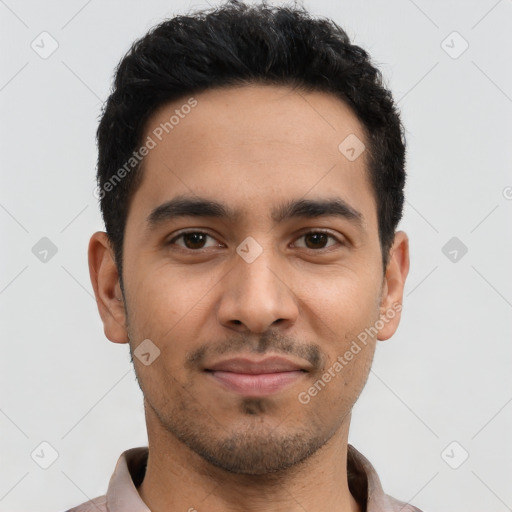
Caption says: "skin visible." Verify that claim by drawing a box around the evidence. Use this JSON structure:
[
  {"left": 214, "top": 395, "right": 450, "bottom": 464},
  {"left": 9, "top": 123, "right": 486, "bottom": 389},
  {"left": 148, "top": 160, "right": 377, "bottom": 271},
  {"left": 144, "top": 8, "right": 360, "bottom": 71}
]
[{"left": 88, "top": 84, "right": 409, "bottom": 512}]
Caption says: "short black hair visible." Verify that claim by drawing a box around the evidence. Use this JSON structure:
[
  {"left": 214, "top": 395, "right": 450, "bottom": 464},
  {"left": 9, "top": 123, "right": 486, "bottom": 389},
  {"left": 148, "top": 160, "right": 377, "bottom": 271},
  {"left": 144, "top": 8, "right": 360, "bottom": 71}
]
[{"left": 95, "top": 0, "right": 406, "bottom": 292}]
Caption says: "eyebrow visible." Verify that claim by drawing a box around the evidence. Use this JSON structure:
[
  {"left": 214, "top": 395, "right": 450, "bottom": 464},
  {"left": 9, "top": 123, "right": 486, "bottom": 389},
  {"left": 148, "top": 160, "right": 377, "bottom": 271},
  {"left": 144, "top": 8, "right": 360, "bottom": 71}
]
[{"left": 146, "top": 195, "right": 364, "bottom": 232}]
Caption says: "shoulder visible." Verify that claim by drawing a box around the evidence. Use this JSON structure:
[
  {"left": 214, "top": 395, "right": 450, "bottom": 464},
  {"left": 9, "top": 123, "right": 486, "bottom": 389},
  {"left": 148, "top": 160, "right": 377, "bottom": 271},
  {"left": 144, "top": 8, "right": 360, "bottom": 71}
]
[
  {"left": 63, "top": 494, "right": 107, "bottom": 512},
  {"left": 376, "top": 493, "right": 425, "bottom": 512}
]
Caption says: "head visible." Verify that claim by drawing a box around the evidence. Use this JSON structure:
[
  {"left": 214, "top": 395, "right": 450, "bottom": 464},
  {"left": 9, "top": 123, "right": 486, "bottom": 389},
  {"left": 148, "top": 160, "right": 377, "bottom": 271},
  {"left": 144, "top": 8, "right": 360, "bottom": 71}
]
[{"left": 89, "top": 0, "right": 409, "bottom": 475}]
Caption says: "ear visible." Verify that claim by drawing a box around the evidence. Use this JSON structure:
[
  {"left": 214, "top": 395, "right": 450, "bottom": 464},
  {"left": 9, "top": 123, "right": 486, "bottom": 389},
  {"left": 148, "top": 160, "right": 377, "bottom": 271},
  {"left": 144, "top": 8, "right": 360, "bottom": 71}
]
[
  {"left": 377, "top": 231, "right": 410, "bottom": 341},
  {"left": 88, "top": 231, "right": 129, "bottom": 344}
]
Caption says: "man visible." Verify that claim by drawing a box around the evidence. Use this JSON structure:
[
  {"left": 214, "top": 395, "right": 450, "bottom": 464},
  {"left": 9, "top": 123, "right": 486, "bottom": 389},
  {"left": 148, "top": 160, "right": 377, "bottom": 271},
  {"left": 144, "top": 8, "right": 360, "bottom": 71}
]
[{"left": 68, "top": 0, "right": 418, "bottom": 510}]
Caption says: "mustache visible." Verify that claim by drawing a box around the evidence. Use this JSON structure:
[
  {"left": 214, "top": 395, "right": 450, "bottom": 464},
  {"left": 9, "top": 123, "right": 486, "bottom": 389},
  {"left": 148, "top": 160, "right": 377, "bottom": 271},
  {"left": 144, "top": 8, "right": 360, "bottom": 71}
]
[{"left": 184, "top": 330, "right": 323, "bottom": 371}]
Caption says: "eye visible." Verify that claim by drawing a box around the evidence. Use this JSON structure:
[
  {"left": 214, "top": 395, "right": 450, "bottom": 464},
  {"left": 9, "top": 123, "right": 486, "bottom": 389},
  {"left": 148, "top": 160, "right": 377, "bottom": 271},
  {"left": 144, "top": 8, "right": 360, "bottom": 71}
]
[
  {"left": 292, "top": 230, "right": 342, "bottom": 250},
  {"left": 167, "top": 229, "right": 343, "bottom": 252},
  {"left": 168, "top": 231, "right": 221, "bottom": 250}
]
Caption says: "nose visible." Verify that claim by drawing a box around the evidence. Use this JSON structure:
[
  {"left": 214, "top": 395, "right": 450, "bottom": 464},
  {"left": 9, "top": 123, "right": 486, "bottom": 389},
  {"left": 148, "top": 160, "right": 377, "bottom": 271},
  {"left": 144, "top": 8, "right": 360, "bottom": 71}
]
[{"left": 216, "top": 243, "right": 299, "bottom": 334}]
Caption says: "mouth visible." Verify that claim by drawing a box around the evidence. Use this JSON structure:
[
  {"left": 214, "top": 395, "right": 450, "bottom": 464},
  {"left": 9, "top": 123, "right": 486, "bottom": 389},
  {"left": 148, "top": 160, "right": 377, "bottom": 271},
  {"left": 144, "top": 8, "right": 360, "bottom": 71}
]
[{"left": 204, "top": 355, "right": 309, "bottom": 397}]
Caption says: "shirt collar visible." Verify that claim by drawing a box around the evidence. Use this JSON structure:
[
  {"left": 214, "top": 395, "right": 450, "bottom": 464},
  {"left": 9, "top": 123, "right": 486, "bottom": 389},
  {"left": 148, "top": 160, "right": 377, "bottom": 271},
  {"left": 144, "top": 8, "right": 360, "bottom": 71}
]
[{"left": 106, "top": 447, "right": 150, "bottom": 512}]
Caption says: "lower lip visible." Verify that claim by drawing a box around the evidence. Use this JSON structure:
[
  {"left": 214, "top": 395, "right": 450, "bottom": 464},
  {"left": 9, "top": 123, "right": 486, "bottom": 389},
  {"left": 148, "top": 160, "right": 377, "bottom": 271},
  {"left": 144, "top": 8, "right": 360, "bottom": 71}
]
[{"left": 207, "top": 370, "right": 305, "bottom": 396}]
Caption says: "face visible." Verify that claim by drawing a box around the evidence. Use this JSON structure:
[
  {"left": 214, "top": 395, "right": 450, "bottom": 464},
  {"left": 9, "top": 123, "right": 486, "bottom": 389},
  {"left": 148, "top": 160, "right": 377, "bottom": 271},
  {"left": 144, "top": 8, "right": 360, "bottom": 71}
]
[{"left": 89, "top": 84, "right": 409, "bottom": 475}]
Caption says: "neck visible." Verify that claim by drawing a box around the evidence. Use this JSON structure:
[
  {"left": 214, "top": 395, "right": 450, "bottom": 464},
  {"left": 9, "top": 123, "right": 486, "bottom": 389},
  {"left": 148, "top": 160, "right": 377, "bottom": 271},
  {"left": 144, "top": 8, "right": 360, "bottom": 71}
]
[{"left": 137, "top": 404, "right": 361, "bottom": 512}]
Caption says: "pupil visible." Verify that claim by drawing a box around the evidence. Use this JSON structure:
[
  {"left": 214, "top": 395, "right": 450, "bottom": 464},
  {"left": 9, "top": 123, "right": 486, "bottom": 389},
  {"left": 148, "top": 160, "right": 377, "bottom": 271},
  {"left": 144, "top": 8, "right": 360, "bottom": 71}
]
[
  {"left": 184, "top": 233, "right": 205, "bottom": 249},
  {"left": 306, "top": 233, "right": 326, "bottom": 249}
]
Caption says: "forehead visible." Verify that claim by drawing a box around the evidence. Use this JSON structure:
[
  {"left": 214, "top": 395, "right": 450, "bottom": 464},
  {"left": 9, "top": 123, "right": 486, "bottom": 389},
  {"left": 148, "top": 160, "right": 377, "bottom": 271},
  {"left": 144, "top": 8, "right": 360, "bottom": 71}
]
[{"left": 127, "top": 84, "right": 376, "bottom": 232}]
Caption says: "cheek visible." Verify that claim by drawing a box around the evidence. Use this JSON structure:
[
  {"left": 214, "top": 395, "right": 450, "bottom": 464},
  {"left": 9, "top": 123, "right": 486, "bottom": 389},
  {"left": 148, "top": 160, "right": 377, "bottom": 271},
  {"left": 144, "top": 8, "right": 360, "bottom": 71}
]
[
  {"left": 129, "top": 262, "right": 220, "bottom": 334},
  {"left": 309, "top": 335, "right": 376, "bottom": 419},
  {"left": 300, "top": 271, "right": 380, "bottom": 389},
  {"left": 298, "top": 268, "right": 381, "bottom": 336}
]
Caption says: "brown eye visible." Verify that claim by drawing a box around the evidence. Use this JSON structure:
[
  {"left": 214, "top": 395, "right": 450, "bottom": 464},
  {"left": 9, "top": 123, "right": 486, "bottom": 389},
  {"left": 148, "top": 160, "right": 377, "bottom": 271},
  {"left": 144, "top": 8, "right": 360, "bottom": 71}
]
[
  {"left": 169, "top": 231, "right": 218, "bottom": 250},
  {"left": 181, "top": 232, "right": 208, "bottom": 249},
  {"left": 294, "top": 231, "right": 340, "bottom": 250},
  {"left": 304, "top": 232, "right": 328, "bottom": 249}
]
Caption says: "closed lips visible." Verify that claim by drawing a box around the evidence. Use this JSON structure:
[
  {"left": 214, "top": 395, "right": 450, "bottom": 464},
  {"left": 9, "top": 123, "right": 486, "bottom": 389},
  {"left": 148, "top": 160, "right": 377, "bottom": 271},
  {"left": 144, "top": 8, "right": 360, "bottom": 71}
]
[{"left": 205, "top": 356, "right": 308, "bottom": 374}]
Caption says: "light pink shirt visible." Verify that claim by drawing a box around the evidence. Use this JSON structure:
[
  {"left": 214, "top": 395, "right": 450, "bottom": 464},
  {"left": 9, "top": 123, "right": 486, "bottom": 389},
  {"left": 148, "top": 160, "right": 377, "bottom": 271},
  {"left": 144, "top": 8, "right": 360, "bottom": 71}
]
[{"left": 65, "top": 444, "right": 423, "bottom": 511}]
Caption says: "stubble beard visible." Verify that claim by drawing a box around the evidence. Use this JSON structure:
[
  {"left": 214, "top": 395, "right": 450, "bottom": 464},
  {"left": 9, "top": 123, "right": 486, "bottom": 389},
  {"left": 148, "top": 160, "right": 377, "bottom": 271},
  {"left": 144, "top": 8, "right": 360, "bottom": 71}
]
[{"left": 147, "top": 391, "right": 337, "bottom": 476}]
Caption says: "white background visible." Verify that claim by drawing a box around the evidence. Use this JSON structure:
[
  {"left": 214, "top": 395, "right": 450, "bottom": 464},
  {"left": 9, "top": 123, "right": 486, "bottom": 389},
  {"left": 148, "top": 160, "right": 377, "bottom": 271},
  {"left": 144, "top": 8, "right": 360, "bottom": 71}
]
[{"left": 1, "top": 1, "right": 511, "bottom": 511}]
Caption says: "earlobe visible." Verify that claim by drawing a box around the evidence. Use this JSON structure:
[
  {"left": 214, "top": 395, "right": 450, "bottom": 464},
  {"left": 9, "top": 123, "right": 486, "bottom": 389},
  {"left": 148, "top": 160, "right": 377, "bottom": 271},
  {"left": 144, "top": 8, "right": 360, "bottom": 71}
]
[
  {"left": 88, "top": 231, "right": 129, "bottom": 344},
  {"left": 377, "top": 231, "right": 410, "bottom": 341}
]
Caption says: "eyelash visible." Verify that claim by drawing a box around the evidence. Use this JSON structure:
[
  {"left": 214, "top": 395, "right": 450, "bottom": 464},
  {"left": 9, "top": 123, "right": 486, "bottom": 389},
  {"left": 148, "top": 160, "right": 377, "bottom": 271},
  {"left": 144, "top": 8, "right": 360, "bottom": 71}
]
[{"left": 167, "top": 229, "right": 344, "bottom": 252}]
